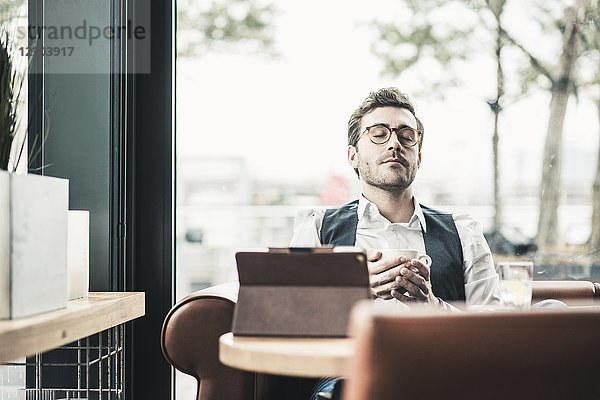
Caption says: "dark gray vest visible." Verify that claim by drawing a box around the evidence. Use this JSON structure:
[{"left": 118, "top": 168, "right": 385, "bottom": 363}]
[{"left": 320, "top": 200, "right": 465, "bottom": 302}]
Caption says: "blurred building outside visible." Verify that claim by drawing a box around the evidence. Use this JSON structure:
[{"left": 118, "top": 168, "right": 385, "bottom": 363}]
[{"left": 176, "top": 153, "right": 596, "bottom": 301}]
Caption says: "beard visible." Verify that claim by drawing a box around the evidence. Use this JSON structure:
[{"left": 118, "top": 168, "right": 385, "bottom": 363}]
[{"left": 356, "top": 151, "right": 418, "bottom": 194}]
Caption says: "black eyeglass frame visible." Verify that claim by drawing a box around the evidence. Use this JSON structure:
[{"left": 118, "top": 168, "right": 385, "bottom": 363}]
[{"left": 357, "top": 123, "right": 422, "bottom": 148}]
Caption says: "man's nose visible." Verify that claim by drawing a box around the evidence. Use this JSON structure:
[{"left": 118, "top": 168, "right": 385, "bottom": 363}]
[{"left": 387, "top": 133, "right": 403, "bottom": 151}]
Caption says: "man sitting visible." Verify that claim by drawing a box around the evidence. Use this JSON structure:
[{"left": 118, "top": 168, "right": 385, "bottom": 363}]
[
  {"left": 290, "top": 87, "right": 502, "bottom": 400},
  {"left": 291, "top": 87, "right": 502, "bottom": 309}
]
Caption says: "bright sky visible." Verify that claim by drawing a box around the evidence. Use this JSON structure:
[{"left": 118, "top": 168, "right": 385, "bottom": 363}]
[{"left": 176, "top": 0, "right": 599, "bottom": 201}]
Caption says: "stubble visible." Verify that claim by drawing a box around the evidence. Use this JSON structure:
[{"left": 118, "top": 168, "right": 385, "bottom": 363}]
[{"left": 357, "top": 152, "right": 418, "bottom": 194}]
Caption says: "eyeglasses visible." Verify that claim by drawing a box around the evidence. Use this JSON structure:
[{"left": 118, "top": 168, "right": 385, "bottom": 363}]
[{"left": 358, "top": 124, "right": 421, "bottom": 148}]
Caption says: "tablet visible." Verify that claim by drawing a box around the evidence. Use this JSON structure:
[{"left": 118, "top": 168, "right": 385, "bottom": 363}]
[{"left": 232, "top": 247, "right": 370, "bottom": 337}]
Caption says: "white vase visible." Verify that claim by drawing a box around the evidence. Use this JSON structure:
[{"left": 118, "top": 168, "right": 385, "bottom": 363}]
[
  {"left": 0, "top": 171, "right": 69, "bottom": 319},
  {"left": 67, "top": 210, "right": 89, "bottom": 300}
]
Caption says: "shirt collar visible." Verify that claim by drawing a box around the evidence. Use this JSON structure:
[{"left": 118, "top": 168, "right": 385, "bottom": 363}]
[
  {"left": 357, "top": 194, "right": 428, "bottom": 232},
  {"left": 413, "top": 199, "right": 427, "bottom": 232}
]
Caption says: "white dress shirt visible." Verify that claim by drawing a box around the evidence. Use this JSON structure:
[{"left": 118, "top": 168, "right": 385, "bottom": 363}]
[{"left": 290, "top": 195, "right": 502, "bottom": 307}]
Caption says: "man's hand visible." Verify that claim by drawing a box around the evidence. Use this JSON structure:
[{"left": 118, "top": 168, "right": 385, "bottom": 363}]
[
  {"left": 367, "top": 249, "right": 410, "bottom": 300},
  {"left": 390, "top": 257, "right": 437, "bottom": 304},
  {"left": 367, "top": 248, "right": 438, "bottom": 304}
]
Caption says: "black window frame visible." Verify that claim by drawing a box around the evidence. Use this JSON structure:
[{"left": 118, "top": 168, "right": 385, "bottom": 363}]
[
  {"left": 27, "top": 0, "right": 175, "bottom": 397},
  {"left": 125, "top": 0, "right": 175, "bottom": 398}
]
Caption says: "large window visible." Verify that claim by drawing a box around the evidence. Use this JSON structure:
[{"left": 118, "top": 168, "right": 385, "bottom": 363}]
[{"left": 176, "top": 0, "right": 600, "bottom": 397}]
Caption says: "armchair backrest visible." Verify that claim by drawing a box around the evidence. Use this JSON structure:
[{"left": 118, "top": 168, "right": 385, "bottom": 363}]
[{"left": 345, "top": 305, "right": 600, "bottom": 400}]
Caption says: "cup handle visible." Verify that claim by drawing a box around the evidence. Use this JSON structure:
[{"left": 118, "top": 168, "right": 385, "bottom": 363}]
[{"left": 418, "top": 254, "right": 432, "bottom": 267}]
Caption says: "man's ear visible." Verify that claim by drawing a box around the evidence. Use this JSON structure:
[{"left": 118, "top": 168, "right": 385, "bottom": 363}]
[
  {"left": 348, "top": 145, "right": 358, "bottom": 168},
  {"left": 418, "top": 151, "right": 422, "bottom": 168}
]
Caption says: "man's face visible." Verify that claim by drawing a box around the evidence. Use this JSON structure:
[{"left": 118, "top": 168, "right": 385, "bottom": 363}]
[{"left": 348, "top": 106, "right": 421, "bottom": 194}]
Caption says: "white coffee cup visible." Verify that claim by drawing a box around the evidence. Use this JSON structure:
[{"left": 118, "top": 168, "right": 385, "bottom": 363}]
[{"left": 379, "top": 248, "right": 432, "bottom": 267}]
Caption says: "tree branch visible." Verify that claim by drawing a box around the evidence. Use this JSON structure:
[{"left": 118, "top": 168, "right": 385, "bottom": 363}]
[{"left": 499, "top": 26, "right": 556, "bottom": 85}]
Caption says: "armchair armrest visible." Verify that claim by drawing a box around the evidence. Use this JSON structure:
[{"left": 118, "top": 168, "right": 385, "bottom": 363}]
[
  {"left": 161, "top": 281, "right": 254, "bottom": 400},
  {"left": 161, "top": 281, "right": 322, "bottom": 400},
  {"left": 532, "top": 280, "right": 600, "bottom": 305}
]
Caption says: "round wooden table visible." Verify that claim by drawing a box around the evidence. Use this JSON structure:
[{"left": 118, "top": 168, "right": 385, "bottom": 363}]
[{"left": 219, "top": 332, "right": 354, "bottom": 377}]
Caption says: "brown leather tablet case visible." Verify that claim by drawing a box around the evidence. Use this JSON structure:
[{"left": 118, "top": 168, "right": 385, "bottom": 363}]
[{"left": 232, "top": 248, "right": 371, "bottom": 337}]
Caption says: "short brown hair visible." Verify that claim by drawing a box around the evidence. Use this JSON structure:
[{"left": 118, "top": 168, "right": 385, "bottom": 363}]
[{"left": 348, "top": 87, "right": 424, "bottom": 149}]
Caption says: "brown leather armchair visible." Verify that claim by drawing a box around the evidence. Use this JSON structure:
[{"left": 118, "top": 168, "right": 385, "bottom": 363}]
[
  {"left": 160, "top": 281, "right": 317, "bottom": 400},
  {"left": 161, "top": 282, "right": 253, "bottom": 400},
  {"left": 161, "top": 280, "right": 600, "bottom": 400},
  {"left": 344, "top": 302, "right": 600, "bottom": 400}
]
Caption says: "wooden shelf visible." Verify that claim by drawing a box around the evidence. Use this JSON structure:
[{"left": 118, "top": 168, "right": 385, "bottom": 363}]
[{"left": 0, "top": 292, "right": 145, "bottom": 364}]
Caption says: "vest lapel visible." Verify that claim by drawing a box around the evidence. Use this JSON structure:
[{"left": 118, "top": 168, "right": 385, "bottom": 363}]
[
  {"left": 421, "top": 205, "right": 466, "bottom": 301},
  {"left": 320, "top": 200, "right": 358, "bottom": 246}
]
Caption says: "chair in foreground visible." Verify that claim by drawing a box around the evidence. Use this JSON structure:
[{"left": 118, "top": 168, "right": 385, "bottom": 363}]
[{"left": 344, "top": 304, "right": 600, "bottom": 400}]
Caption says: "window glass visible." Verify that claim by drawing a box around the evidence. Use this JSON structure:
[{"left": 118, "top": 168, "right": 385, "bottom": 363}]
[{"left": 176, "top": 1, "right": 599, "bottom": 395}]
